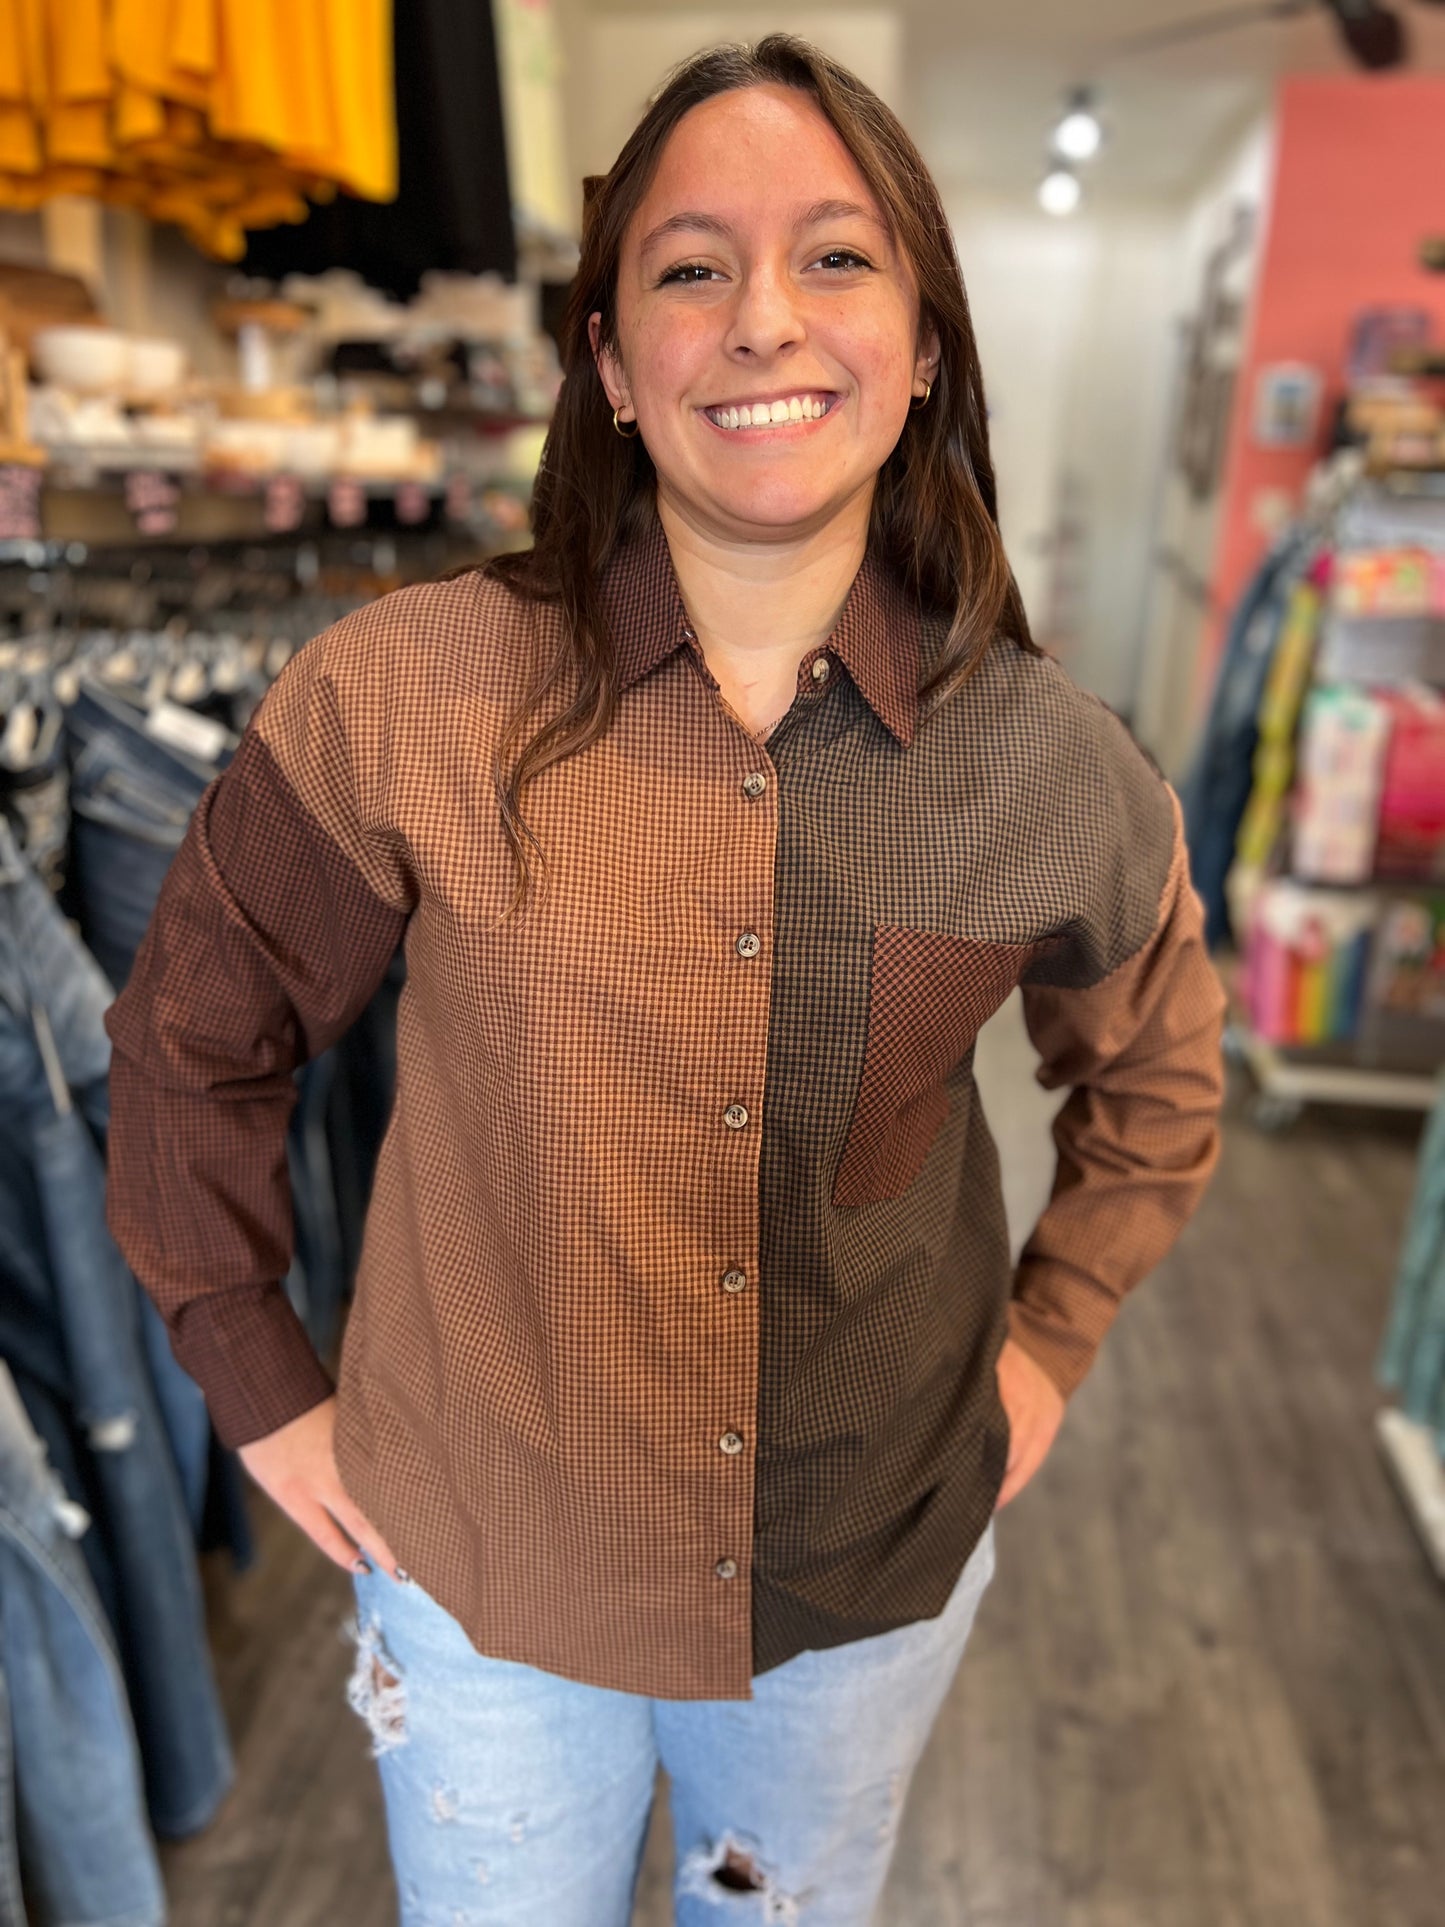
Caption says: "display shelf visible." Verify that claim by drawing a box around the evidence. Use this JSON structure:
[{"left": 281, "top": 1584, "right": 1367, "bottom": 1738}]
[
  {"left": 1221, "top": 468, "right": 1445, "bottom": 1127},
  {"left": 1224, "top": 1015, "right": 1440, "bottom": 1129},
  {"left": 1376, "top": 1407, "right": 1445, "bottom": 1584}
]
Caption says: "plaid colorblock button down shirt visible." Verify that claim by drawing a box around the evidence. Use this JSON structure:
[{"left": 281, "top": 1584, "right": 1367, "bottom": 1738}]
[{"left": 105, "top": 500, "right": 1228, "bottom": 1700}]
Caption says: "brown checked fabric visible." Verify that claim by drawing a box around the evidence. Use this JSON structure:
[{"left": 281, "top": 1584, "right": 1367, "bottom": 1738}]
[{"left": 105, "top": 495, "right": 1228, "bottom": 1699}]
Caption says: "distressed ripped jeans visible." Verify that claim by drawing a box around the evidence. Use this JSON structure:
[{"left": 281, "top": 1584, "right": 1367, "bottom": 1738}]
[{"left": 345, "top": 1519, "right": 996, "bottom": 1927}]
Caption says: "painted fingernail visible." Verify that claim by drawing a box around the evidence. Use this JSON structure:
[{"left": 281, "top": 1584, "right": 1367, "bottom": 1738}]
[
  {"left": 395, "top": 1567, "right": 411, "bottom": 1584},
  {"left": 353, "top": 1556, "right": 372, "bottom": 1575}
]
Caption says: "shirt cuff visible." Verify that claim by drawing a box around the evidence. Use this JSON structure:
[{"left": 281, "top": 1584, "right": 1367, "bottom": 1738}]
[
  {"left": 1005, "top": 1281, "right": 1115, "bottom": 1401},
  {"left": 170, "top": 1284, "right": 337, "bottom": 1449}
]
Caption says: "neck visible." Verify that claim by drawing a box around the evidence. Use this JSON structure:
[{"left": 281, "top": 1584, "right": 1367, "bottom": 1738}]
[{"left": 655, "top": 483, "right": 874, "bottom": 661}]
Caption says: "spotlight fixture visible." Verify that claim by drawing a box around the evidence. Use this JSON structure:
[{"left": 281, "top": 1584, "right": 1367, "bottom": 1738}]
[
  {"left": 1100, "top": 0, "right": 1412, "bottom": 73},
  {"left": 1052, "top": 89, "right": 1103, "bottom": 162},
  {"left": 1039, "top": 167, "right": 1082, "bottom": 216}
]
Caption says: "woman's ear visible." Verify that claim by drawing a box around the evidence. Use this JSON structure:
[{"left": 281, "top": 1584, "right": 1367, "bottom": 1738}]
[
  {"left": 917, "top": 322, "right": 941, "bottom": 388},
  {"left": 588, "top": 311, "right": 630, "bottom": 415}
]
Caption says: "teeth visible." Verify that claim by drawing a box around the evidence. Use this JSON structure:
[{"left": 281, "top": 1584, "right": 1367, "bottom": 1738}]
[{"left": 708, "top": 395, "right": 831, "bottom": 430}]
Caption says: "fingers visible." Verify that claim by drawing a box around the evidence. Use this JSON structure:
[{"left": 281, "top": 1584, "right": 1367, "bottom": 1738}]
[
  {"left": 322, "top": 1479, "right": 406, "bottom": 1581},
  {"left": 293, "top": 1492, "right": 373, "bottom": 1575}
]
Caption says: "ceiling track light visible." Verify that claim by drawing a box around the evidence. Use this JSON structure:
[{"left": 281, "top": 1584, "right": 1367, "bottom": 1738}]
[
  {"left": 1039, "top": 166, "right": 1083, "bottom": 217},
  {"left": 1052, "top": 88, "right": 1103, "bottom": 163}
]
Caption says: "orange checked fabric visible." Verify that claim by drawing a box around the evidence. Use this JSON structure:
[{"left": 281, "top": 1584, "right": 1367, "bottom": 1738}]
[{"left": 104, "top": 497, "right": 1228, "bottom": 1700}]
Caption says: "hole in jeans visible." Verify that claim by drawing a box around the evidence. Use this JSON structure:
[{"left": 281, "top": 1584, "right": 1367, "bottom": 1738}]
[{"left": 344, "top": 1611, "right": 407, "bottom": 1756}]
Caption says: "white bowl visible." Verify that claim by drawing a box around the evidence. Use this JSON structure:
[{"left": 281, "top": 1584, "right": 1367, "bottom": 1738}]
[
  {"left": 32, "top": 326, "right": 131, "bottom": 393},
  {"left": 126, "top": 337, "right": 188, "bottom": 394}
]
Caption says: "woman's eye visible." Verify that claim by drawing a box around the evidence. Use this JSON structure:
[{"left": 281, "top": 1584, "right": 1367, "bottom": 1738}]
[
  {"left": 659, "top": 262, "right": 716, "bottom": 285},
  {"left": 816, "top": 250, "right": 872, "bottom": 272}
]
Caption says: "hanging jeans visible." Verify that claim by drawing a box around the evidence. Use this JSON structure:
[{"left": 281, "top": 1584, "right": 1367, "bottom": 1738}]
[
  {"left": 0, "top": 822, "right": 233, "bottom": 1842},
  {"left": 64, "top": 677, "right": 349, "bottom": 1368},
  {"left": 0, "top": 1359, "right": 165, "bottom": 1927}
]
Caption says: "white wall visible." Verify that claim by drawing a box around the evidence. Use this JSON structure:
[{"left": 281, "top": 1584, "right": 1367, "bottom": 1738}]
[
  {"left": 944, "top": 192, "right": 1182, "bottom": 707},
  {"left": 1131, "top": 111, "right": 1275, "bottom": 777},
  {"left": 560, "top": 10, "right": 903, "bottom": 182}
]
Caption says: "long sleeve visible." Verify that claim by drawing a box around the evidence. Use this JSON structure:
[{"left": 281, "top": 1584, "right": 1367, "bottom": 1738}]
[
  {"left": 104, "top": 617, "right": 415, "bottom": 1449},
  {"left": 1009, "top": 782, "right": 1228, "bottom": 1399}
]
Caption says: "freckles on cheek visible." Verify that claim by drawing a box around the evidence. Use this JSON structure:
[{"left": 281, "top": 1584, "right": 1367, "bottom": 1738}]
[{"left": 639, "top": 311, "right": 718, "bottom": 407}]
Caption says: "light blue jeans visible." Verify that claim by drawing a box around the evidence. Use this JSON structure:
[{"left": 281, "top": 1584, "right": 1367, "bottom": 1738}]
[{"left": 346, "top": 1517, "right": 997, "bottom": 1926}]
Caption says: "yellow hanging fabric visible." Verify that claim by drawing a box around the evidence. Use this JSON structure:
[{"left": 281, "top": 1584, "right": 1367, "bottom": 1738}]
[{"left": 0, "top": 0, "right": 396, "bottom": 258}]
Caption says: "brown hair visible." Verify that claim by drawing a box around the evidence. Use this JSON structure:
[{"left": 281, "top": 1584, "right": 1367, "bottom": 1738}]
[{"left": 484, "top": 32, "right": 1039, "bottom": 911}]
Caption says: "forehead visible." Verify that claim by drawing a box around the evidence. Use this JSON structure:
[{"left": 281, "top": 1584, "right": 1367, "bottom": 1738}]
[{"left": 628, "top": 85, "right": 890, "bottom": 254}]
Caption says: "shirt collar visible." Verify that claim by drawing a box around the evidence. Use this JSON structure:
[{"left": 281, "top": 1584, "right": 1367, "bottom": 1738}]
[{"left": 598, "top": 498, "right": 923, "bottom": 748}]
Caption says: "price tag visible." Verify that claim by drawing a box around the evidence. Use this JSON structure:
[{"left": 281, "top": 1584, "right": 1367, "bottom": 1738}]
[
  {"left": 124, "top": 469, "right": 181, "bottom": 536},
  {"left": 264, "top": 473, "right": 305, "bottom": 533},
  {"left": 444, "top": 472, "right": 472, "bottom": 525},
  {"left": 0, "top": 463, "right": 42, "bottom": 540},
  {"left": 145, "top": 699, "right": 230, "bottom": 765},
  {"left": 395, "top": 480, "right": 430, "bottom": 525},
  {"left": 328, "top": 477, "right": 367, "bottom": 528}
]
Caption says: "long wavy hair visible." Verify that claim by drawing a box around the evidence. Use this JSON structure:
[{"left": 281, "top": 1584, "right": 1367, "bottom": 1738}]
[{"left": 483, "top": 32, "right": 1039, "bottom": 912}]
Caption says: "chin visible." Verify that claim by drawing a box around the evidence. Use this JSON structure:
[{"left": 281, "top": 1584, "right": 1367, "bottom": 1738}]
[{"left": 703, "top": 481, "right": 851, "bottom": 533}]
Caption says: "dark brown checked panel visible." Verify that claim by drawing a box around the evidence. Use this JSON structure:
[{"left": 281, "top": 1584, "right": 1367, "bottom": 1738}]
[{"left": 105, "top": 496, "right": 1227, "bottom": 1699}]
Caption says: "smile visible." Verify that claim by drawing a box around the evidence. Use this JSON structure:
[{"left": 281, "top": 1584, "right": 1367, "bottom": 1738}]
[{"left": 701, "top": 392, "right": 839, "bottom": 431}]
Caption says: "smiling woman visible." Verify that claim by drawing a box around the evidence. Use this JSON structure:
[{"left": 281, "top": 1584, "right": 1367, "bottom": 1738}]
[
  {"left": 102, "top": 29, "right": 1228, "bottom": 1927},
  {"left": 485, "top": 35, "right": 1038, "bottom": 870}
]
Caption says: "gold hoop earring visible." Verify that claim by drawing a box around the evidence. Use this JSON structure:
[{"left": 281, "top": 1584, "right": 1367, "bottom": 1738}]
[
  {"left": 909, "top": 380, "right": 932, "bottom": 412},
  {"left": 613, "top": 407, "right": 640, "bottom": 438}
]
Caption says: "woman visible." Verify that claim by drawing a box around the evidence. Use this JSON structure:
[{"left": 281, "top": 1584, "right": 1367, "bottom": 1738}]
[{"left": 104, "top": 34, "right": 1227, "bottom": 1927}]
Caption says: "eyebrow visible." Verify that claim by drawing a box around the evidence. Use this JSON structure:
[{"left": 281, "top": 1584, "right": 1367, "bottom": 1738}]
[{"left": 636, "top": 198, "right": 890, "bottom": 261}]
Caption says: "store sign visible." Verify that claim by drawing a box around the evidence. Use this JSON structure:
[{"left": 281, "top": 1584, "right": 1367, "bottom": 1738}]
[
  {"left": 1252, "top": 363, "right": 1322, "bottom": 449},
  {"left": 0, "top": 464, "right": 41, "bottom": 540}
]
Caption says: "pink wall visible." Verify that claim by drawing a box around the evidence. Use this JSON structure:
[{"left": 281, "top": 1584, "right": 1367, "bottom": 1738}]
[{"left": 1207, "top": 74, "right": 1445, "bottom": 668}]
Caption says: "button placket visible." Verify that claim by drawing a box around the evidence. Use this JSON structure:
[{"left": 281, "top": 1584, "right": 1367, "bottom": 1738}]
[{"left": 710, "top": 733, "right": 772, "bottom": 1629}]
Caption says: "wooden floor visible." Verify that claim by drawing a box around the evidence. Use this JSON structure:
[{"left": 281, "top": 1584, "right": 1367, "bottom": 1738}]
[{"left": 160, "top": 995, "right": 1445, "bottom": 1926}]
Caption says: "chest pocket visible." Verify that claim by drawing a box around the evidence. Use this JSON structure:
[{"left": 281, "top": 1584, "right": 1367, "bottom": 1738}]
[{"left": 832, "top": 926, "right": 1035, "bottom": 1207}]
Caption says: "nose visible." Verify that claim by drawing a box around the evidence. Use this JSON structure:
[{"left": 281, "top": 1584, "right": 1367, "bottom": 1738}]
[{"left": 722, "top": 258, "right": 805, "bottom": 361}]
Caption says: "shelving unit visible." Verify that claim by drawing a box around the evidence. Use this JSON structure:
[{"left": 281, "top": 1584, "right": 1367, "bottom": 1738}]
[{"left": 1226, "top": 471, "right": 1445, "bottom": 1130}]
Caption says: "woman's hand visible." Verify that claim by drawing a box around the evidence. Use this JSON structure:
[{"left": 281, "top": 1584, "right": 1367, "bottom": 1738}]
[
  {"left": 237, "top": 1396, "right": 406, "bottom": 1579},
  {"left": 994, "top": 1337, "right": 1067, "bottom": 1510}
]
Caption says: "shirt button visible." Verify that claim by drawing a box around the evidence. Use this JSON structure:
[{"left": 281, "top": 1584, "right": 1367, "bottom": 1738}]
[
  {"left": 742, "top": 771, "right": 767, "bottom": 799},
  {"left": 735, "top": 931, "right": 761, "bottom": 960},
  {"left": 723, "top": 1103, "right": 749, "bottom": 1131},
  {"left": 721, "top": 1267, "right": 747, "bottom": 1294},
  {"left": 715, "top": 1556, "right": 739, "bottom": 1581},
  {"left": 719, "top": 1431, "right": 744, "bottom": 1456},
  {"left": 810, "top": 654, "right": 832, "bottom": 683}
]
